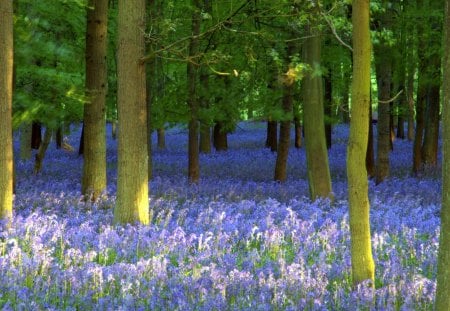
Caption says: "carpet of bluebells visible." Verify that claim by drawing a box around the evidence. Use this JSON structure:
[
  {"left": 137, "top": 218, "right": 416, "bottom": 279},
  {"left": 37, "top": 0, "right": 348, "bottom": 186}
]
[{"left": 1, "top": 122, "right": 441, "bottom": 310}]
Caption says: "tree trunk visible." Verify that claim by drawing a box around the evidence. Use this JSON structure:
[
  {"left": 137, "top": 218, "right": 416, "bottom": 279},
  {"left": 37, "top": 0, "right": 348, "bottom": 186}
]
[
  {"left": 0, "top": 0, "right": 14, "bottom": 222},
  {"left": 31, "top": 122, "right": 42, "bottom": 149},
  {"left": 294, "top": 115, "right": 302, "bottom": 149},
  {"left": 187, "top": 0, "right": 201, "bottom": 183},
  {"left": 213, "top": 122, "right": 228, "bottom": 151},
  {"left": 82, "top": 0, "right": 108, "bottom": 200},
  {"left": 199, "top": 123, "right": 211, "bottom": 153},
  {"left": 55, "top": 127, "right": 63, "bottom": 149},
  {"left": 302, "top": 22, "right": 333, "bottom": 200},
  {"left": 34, "top": 128, "right": 52, "bottom": 174},
  {"left": 20, "top": 124, "right": 32, "bottom": 161},
  {"left": 366, "top": 103, "right": 375, "bottom": 178},
  {"left": 274, "top": 41, "right": 294, "bottom": 182},
  {"left": 114, "top": 0, "right": 150, "bottom": 225},
  {"left": 265, "top": 120, "right": 278, "bottom": 152},
  {"left": 324, "top": 70, "right": 332, "bottom": 149},
  {"left": 157, "top": 127, "right": 166, "bottom": 150},
  {"left": 436, "top": 1, "right": 450, "bottom": 308},
  {"left": 348, "top": 0, "right": 375, "bottom": 287},
  {"left": 111, "top": 120, "right": 117, "bottom": 139},
  {"left": 374, "top": 49, "right": 392, "bottom": 184}
]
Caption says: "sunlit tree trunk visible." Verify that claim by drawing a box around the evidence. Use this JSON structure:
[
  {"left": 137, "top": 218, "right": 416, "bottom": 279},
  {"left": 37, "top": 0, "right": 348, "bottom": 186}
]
[
  {"left": 187, "top": 0, "right": 201, "bottom": 183},
  {"left": 0, "top": 0, "right": 14, "bottom": 222},
  {"left": 303, "top": 21, "right": 333, "bottom": 200},
  {"left": 366, "top": 104, "right": 375, "bottom": 178},
  {"left": 82, "top": 0, "right": 108, "bottom": 200},
  {"left": 348, "top": 0, "right": 375, "bottom": 286},
  {"left": 436, "top": 0, "right": 450, "bottom": 308},
  {"left": 114, "top": 0, "right": 150, "bottom": 225}
]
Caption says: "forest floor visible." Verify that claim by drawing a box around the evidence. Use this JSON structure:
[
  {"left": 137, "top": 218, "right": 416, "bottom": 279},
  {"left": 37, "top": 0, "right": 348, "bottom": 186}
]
[{"left": 1, "top": 122, "right": 440, "bottom": 310}]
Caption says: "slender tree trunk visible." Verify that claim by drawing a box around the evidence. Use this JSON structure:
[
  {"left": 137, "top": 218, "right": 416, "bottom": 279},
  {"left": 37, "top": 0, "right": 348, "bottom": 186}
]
[
  {"left": 406, "top": 62, "right": 415, "bottom": 141},
  {"left": 324, "top": 71, "right": 332, "bottom": 149},
  {"left": 366, "top": 103, "right": 375, "bottom": 178},
  {"left": 265, "top": 120, "right": 278, "bottom": 152},
  {"left": 0, "top": 0, "right": 14, "bottom": 222},
  {"left": 31, "top": 122, "right": 42, "bottom": 149},
  {"left": 114, "top": 0, "right": 150, "bottom": 225},
  {"left": 303, "top": 23, "right": 333, "bottom": 200},
  {"left": 82, "top": 0, "right": 108, "bottom": 200},
  {"left": 78, "top": 124, "right": 84, "bottom": 155},
  {"left": 348, "top": 0, "right": 375, "bottom": 286},
  {"left": 294, "top": 115, "right": 302, "bottom": 149},
  {"left": 20, "top": 124, "right": 32, "bottom": 161},
  {"left": 274, "top": 41, "right": 294, "bottom": 181},
  {"left": 34, "top": 128, "right": 52, "bottom": 174},
  {"left": 213, "top": 122, "right": 228, "bottom": 151},
  {"left": 157, "top": 128, "right": 166, "bottom": 150},
  {"left": 55, "top": 127, "right": 63, "bottom": 149},
  {"left": 374, "top": 49, "right": 392, "bottom": 184},
  {"left": 199, "top": 123, "right": 211, "bottom": 153},
  {"left": 187, "top": 0, "right": 201, "bottom": 183},
  {"left": 436, "top": 1, "right": 450, "bottom": 308}
]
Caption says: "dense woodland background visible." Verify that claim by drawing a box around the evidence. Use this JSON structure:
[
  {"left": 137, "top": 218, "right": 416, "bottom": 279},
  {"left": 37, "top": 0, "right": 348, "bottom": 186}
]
[{"left": 2, "top": 0, "right": 450, "bottom": 309}]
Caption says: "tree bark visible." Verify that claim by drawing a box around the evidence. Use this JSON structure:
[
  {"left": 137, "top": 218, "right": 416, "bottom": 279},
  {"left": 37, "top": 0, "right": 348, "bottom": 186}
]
[
  {"left": 265, "top": 120, "right": 278, "bottom": 152},
  {"left": 157, "top": 128, "right": 166, "bottom": 150},
  {"left": 366, "top": 103, "right": 375, "bottom": 178},
  {"left": 0, "top": 0, "right": 14, "bottom": 222},
  {"left": 34, "top": 128, "right": 52, "bottom": 174},
  {"left": 348, "top": 0, "right": 375, "bottom": 286},
  {"left": 294, "top": 115, "right": 302, "bottom": 149},
  {"left": 82, "top": 0, "right": 108, "bottom": 200},
  {"left": 436, "top": 0, "right": 450, "bottom": 308},
  {"left": 213, "top": 122, "right": 228, "bottom": 151},
  {"left": 187, "top": 0, "right": 201, "bottom": 183},
  {"left": 199, "top": 123, "right": 211, "bottom": 153},
  {"left": 114, "top": 0, "right": 150, "bottom": 225},
  {"left": 302, "top": 22, "right": 333, "bottom": 200},
  {"left": 31, "top": 122, "right": 42, "bottom": 149},
  {"left": 324, "top": 70, "right": 332, "bottom": 149},
  {"left": 20, "top": 124, "right": 32, "bottom": 161}
]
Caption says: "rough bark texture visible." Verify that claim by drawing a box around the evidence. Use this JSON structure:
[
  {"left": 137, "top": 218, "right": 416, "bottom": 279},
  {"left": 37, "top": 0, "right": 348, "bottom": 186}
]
[
  {"left": 114, "top": 0, "right": 150, "bottom": 225},
  {"left": 187, "top": 0, "right": 201, "bottom": 183},
  {"left": 348, "top": 0, "right": 375, "bottom": 286},
  {"left": 0, "top": 0, "right": 14, "bottom": 222},
  {"left": 265, "top": 121, "right": 278, "bottom": 152},
  {"left": 82, "top": 0, "right": 108, "bottom": 200},
  {"left": 436, "top": 1, "right": 450, "bottom": 308},
  {"left": 366, "top": 104, "right": 375, "bottom": 178},
  {"left": 374, "top": 48, "right": 392, "bottom": 184},
  {"left": 302, "top": 24, "right": 333, "bottom": 200}
]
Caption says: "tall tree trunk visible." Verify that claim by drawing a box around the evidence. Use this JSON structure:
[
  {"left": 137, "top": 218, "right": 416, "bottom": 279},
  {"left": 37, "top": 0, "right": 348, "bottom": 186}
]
[
  {"left": 78, "top": 124, "right": 84, "bottom": 155},
  {"left": 0, "top": 0, "right": 14, "bottom": 222},
  {"left": 31, "top": 122, "right": 42, "bottom": 149},
  {"left": 187, "top": 0, "right": 201, "bottom": 183},
  {"left": 374, "top": 50, "right": 392, "bottom": 184},
  {"left": 366, "top": 103, "right": 375, "bottom": 178},
  {"left": 303, "top": 22, "right": 333, "bottom": 200},
  {"left": 348, "top": 0, "right": 375, "bottom": 286},
  {"left": 213, "top": 122, "right": 228, "bottom": 151},
  {"left": 34, "top": 128, "right": 52, "bottom": 174},
  {"left": 324, "top": 70, "right": 332, "bottom": 149},
  {"left": 20, "top": 124, "right": 32, "bottom": 161},
  {"left": 412, "top": 0, "right": 428, "bottom": 175},
  {"left": 82, "top": 0, "right": 108, "bottom": 200},
  {"left": 199, "top": 123, "right": 211, "bottom": 153},
  {"left": 55, "top": 127, "right": 63, "bottom": 149},
  {"left": 436, "top": 0, "right": 450, "bottom": 308},
  {"left": 294, "top": 115, "right": 302, "bottom": 149},
  {"left": 274, "top": 41, "right": 294, "bottom": 182},
  {"left": 114, "top": 0, "right": 150, "bottom": 225},
  {"left": 157, "top": 128, "right": 166, "bottom": 150},
  {"left": 265, "top": 120, "right": 278, "bottom": 152}
]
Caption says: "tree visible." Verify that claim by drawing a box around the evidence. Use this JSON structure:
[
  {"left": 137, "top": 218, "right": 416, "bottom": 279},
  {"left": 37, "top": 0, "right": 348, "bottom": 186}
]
[
  {"left": 436, "top": 0, "right": 450, "bottom": 308},
  {"left": 187, "top": 0, "right": 201, "bottom": 183},
  {"left": 0, "top": 0, "right": 14, "bottom": 222},
  {"left": 347, "top": 0, "right": 375, "bottom": 286},
  {"left": 82, "top": 0, "right": 108, "bottom": 201},
  {"left": 302, "top": 11, "right": 333, "bottom": 200},
  {"left": 114, "top": 0, "right": 150, "bottom": 225}
]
